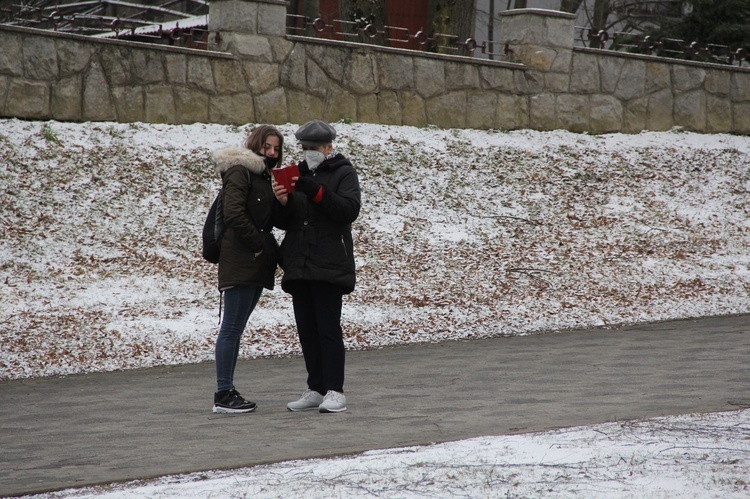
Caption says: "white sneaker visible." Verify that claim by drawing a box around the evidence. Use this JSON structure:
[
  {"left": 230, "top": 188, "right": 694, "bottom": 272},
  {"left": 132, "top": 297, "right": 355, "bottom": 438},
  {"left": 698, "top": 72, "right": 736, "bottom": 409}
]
[
  {"left": 319, "top": 390, "right": 347, "bottom": 413},
  {"left": 287, "top": 389, "right": 324, "bottom": 412}
]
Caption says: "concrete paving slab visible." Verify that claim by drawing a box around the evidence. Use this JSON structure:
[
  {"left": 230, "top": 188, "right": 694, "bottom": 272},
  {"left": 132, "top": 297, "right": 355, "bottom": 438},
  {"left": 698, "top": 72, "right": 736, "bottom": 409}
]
[{"left": 1, "top": 315, "right": 748, "bottom": 497}]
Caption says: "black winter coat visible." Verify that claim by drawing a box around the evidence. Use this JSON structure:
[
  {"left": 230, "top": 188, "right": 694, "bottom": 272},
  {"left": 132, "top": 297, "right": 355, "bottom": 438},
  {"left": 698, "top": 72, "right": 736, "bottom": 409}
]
[
  {"left": 275, "top": 153, "right": 361, "bottom": 294},
  {"left": 212, "top": 146, "right": 279, "bottom": 291}
]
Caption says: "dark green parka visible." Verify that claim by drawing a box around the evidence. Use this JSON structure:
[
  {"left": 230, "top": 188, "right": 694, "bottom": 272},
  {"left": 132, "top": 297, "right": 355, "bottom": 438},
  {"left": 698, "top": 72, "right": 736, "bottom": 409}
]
[
  {"left": 212, "top": 146, "right": 278, "bottom": 291},
  {"left": 274, "top": 153, "right": 361, "bottom": 294}
]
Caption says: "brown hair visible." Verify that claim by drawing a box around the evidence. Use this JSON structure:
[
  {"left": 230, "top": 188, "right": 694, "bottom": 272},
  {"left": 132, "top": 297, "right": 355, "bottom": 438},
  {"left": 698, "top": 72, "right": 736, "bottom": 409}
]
[{"left": 244, "top": 125, "right": 284, "bottom": 166}]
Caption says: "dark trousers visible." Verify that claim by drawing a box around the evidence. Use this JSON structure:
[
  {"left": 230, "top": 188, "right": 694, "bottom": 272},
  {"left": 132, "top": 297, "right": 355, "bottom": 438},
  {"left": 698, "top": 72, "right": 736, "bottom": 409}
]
[
  {"left": 215, "top": 285, "right": 263, "bottom": 392},
  {"left": 290, "top": 281, "right": 345, "bottom": 394}
]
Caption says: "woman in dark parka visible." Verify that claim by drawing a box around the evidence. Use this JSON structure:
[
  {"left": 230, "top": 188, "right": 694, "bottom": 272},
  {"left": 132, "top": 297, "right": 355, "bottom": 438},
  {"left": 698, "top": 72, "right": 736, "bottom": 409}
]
[
  {"left": 211, "top": 125, "right": 282, "bottom": 414},
  {"left": 272, "top": 120, "right": 361, "bottom": 413}
]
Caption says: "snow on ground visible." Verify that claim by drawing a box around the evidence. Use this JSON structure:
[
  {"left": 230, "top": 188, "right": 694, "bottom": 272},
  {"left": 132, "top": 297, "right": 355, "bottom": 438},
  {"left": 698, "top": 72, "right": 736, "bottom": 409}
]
[
  {"left": 22, "top": 409, "right": 750, "bottom": 498},
  {"left": 2, "top": 119, "right": 749, "bottom": 498}
]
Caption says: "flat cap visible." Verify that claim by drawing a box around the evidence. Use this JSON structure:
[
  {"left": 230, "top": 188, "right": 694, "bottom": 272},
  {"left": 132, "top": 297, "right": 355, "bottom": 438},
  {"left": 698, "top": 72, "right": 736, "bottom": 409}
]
[{"left": 295, "top": 120, "right": 337, "bottom": 147}]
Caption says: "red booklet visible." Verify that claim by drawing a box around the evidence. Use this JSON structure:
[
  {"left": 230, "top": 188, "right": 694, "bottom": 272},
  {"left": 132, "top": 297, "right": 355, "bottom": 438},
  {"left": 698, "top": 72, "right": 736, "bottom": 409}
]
[{"left": 272, "top": 164, "right": 299, "bottom": 192}]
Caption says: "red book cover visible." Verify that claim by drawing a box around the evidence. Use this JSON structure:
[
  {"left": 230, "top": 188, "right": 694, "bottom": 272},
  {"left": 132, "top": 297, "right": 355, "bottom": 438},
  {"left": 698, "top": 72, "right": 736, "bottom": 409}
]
[{"left": 272, "top": 164, "right": 299, "bottom": 192}]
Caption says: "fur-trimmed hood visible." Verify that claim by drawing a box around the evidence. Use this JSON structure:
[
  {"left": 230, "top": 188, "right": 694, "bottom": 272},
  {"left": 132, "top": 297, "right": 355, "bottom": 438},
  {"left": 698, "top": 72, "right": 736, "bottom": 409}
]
[{"left": 212, "top": 146, "right": 267, "bottom": 175}]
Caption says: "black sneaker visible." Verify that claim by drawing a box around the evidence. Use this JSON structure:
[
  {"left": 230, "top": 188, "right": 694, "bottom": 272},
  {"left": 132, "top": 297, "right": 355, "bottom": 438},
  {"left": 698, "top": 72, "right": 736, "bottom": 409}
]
[{"left": 213, "top": 388, "right": 257, "bottom": 414}]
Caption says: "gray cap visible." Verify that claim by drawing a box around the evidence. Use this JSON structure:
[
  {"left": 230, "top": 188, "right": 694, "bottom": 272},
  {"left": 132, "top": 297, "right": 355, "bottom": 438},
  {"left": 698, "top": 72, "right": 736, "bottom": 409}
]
[{"left": 295, "top": 120, "right": 337, "bottom": 147}]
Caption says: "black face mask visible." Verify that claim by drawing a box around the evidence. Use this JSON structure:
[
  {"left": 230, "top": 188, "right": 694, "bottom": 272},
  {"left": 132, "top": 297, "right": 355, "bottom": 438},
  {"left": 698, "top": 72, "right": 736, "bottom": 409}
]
[{"left": 263, "top": 156, "right": 279, "bottom": 169}]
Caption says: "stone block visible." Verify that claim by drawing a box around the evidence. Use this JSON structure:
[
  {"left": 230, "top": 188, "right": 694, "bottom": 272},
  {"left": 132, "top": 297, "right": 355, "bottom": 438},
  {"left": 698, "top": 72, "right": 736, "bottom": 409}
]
[
  {"left": 112, "top": 86, "right": 145, "bottom": 122},
  {"left": 706, "top": 95, "right": 732, "bottom": 133},
  {"left": 51, "top": 75, "right": 82, "bottom": 120},
  {"left": 280, "top": 46, "right": 306, "bottom": 91},
  {"left": 479, "top": 66, "right": 517, "bottom": 92},
  {"left": 467, "top": 90, "right": 497, "bottom": 129},
  {"left": 549, "top": 48, "right": 572, "bottom": 74},
  {"left": 255, "top": 87, "right": 287, "bottom": 124},
  {"left": 731, "top": 72, "right": 750, "bottom": 102},
  {"left": 446, "top": 62, "right": 479, "bottom": 90},
  {"left": 590, "top": 94, "right": 623, "bottom": 133},
  {"left": 287, "top": 89, "right": 323, "bottom": 125},
  {"left": 623, "top": 96, "right": 647, "bottom": 133},
  {"left": 344, "top": 52, "right": 377, "bottom": 94},
  {"left": 210, "top": 93, "right": 255, "bottom": 124},
  {"left": 556, "top": 94, "right": 589, "bottom": 132},
  {"left": 6, "top": 78, "right": 49, "bottom": 118},
  {"left": 672, "top": 64, "right": 705, "bottom": 93},
  {"left": 324, "top": 83, "right": 357, "bottom": 123},
  {"left": 213, "top": 59, "right": 247, "bottom": 94},
  {"left": 132, "top": 50, "right": 165, "bottom": 85},
  {"left": 0, "top": 76, "right": 7, "bottom": 113},
  {"left": 569, "top": 53, "right": 599, "bottom": 93},
  {"left": 0, "top": 33, "right": 23, "bottom": 76},
  {"left": 646, "top": 89, "right": 673, "bottom": 131},
  {"left": 188, "top": 58, "right": 215, "bottom": 93},
  {"left": 645, "top": 62, "right": 670, "bottom": 94},
  {"left": 22, "top": 37, "right": 58, "bottom": 80},
  {"left": 544, "top": 72, "right": 569, "bottom": 93},
  {"left": 523, "top": 70, "right": 544, "bottom": 94},
  {"left": 515, "top": 44, "right": 557, "bottom": 72},
  {"left": 377, "top": 91, "right": 401, "bottom": 125},
  {"left": 500, "top": 10, "right": 575, "bottom": 49},
  {"left": 100, "top": 47, "right": 132, "bottom": 86},
  {"left": 732, "top": 102, "right": 750, "bottom": 134},
  {"left": 305, "top": 58, "right": 329, "bottom": 98},
  {"left": 378, "top": 53, "right": 413, "bottom": 90},
  {"left": 209, "top": 0, "right": 258, "bottom": 34},
  {"left": 426, "top": 91, "right": 466, "bottom": 129},
  {"left": 83, "top": 61, "right": 116, "bottom": 121},
  {"left": 400, "top": 91, "right": 427, "bottom": 127},
  {"left": 495, "top": 94, "right": 528, "bottom": 130},
  {"left": 598, "top": 56, "right": 622, "bottom": 94},
  {"left": 415, "top": 58, "right": 445, "bottom": 98},
  {"left": 174, "top": 87, "right": 209, "bottom": 124},
  {"left": 224, "top": 34, "right": 273, "bottom": 62},
  {"left": 674, "top": 90, "right": 706, "bottom": 131},
  {"left": 307, "top": 44, "right": 347, "bottom": 83},
  {"left": 257, "top": 1, "right": 287, "bottom": 37},
  {"left": 529, "top": 93, "right": 555, "bottom": 130},
  {"left": 243, "top": 61, "right": 279, "bottom": 94},
  {"left": 164, "top": 54, "right": 187, "bottom": 84},
  {"left": 57, "top": 40, "right": 96, "bottom": 77},
  {"left": 357, "top": 94, "right": 378, "bottom": 124},
  {"left": 614, "top": 59, "right": 646, "bottom": 101},
  {"left": 704, "top": 70, "right": 730, "bottom": 96},
  {"left": 144, "top": 85, "right": 175, "bottom": 123},
  {"left": 270, "top": 38, "right": 294, "bottom": 63}
]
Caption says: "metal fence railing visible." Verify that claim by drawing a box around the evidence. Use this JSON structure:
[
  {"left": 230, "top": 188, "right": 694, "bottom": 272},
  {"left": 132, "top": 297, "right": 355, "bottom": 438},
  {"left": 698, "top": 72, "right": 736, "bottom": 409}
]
[{"left": 575, "top": 26, "right": 750, "bottom": 67}]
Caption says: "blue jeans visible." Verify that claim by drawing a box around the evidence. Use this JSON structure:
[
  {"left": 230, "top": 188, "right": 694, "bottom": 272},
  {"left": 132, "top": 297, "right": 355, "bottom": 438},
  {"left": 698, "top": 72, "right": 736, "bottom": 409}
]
[{"left": 215, "top": 286, "right": 263, "bottom": 392}]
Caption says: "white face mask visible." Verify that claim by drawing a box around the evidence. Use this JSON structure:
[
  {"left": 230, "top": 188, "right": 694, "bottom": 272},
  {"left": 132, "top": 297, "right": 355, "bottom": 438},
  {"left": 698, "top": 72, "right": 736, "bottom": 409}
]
[{"left": 304, "top": 150, "right": 326, "bottom": 171}]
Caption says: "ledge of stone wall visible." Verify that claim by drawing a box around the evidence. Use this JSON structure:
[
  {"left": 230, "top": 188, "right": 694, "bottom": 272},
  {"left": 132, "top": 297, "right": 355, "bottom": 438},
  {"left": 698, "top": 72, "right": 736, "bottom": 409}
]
[
  {"left": 286, "top": 35, "right": 526, "bottom": 71},
  {"left": 575, "top": 46, "right": 750, "bottom": 74},
  {"left": 0, "top": 24, "right": 234, "bottom": 58}
]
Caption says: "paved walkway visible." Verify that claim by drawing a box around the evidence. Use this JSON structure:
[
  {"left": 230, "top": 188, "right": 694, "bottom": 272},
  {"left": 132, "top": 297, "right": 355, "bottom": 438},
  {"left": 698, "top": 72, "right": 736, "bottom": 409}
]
[{"left": 1, "top": 315, "right": 749, "bottom": 497}]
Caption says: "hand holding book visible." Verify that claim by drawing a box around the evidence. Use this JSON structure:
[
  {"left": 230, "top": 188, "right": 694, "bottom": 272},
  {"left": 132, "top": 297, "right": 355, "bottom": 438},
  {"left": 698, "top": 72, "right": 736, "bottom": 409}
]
[{"left": 272, "top": 164, "right": 300, "bottom": 193}]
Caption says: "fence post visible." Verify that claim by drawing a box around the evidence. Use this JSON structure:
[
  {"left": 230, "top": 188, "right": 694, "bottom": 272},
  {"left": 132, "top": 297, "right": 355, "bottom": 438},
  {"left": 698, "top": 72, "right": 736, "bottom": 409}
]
[
  {"left": 498, "top": 8, "right": 575, "bottom": 72},
  {"left": 208, "top": 0, "right": 288, "bottom": 57}
]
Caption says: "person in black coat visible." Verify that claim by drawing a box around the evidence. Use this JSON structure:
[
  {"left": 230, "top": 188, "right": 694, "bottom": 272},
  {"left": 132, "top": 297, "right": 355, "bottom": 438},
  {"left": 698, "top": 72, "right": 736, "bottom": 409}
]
[
  {"left": 272, "top": 120, "right": 361, "bottom": 413},
  {"left": 211, "top": 125, "right": 283, "bottom": 414}
]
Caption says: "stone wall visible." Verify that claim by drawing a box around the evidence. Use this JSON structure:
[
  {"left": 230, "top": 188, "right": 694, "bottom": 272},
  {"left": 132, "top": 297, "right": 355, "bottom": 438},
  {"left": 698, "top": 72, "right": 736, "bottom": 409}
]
[{"left": 1, "top": 2, "right": 749, "bottom": 134}]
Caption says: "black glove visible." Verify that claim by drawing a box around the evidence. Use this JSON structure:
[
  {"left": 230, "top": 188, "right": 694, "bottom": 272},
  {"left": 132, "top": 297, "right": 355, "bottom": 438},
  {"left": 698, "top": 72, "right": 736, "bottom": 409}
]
[{"left": 295, "top": 176, "right": 323, "bottom": 201}]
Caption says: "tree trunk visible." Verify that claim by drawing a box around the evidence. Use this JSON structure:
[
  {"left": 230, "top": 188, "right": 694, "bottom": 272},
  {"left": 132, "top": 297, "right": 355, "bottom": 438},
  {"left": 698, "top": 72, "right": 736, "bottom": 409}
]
[
  {"left": 427, "top": 0, "right": 476, "bottom": 54},
  {"left": 514, "top": 0, "right": 527, "bottom": 8},
  {"left": 590, "top": 0, "right": 611, "bottom": 48},
  {"left": 560, "top": 0, "right": 583, "bottom": 13}
]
